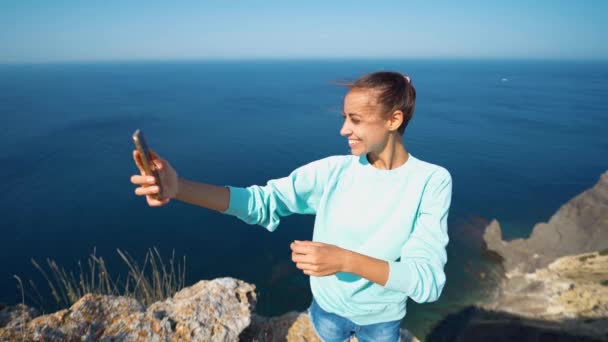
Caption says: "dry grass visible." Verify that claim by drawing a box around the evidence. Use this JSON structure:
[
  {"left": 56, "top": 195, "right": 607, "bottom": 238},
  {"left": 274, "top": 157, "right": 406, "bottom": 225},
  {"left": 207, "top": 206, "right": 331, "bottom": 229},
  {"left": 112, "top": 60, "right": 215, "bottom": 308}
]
[
  {"left": 12, "top": 275, "right": 27, "bottom": 341},
  {"left": 23, "top": 247, "right": 186, "bottom": 310}
]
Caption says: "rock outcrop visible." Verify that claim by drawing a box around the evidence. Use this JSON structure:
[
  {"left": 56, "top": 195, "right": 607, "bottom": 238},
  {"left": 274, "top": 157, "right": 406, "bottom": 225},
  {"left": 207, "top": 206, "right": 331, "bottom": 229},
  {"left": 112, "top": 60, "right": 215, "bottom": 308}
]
[
  {"left": 430, "top": 169, "right": 608, "bottom": 341},
  {"left": 0, "top": 277, "right": 256, "bottom": 341},
  {"left": 483, "top": 170, "right": 608, "bottom": 274},
  {"left": 485, "top": 251, "right": 608, "bottom": 321},
  {"left": 488, "top": 251, "right": 607, "bottom": 338},
  {"left": 427, "top": 251, "right": 608, "bottom": 341},
  {"left": 0, "top": 304, "right": 39, "bottom": 330}
]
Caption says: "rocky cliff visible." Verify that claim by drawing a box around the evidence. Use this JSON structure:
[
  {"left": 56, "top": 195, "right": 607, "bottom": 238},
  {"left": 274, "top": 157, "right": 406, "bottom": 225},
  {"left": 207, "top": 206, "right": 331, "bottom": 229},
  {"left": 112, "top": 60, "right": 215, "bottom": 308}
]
[
  {"left": 426, "top": 250, "right": 608, "bottom": 341},
  {"left": 427, "top": 170, "right": 608, "bottom": 341},
  {"left": 1, "top": 278, "right": 256, "bottom": 341},
  {"left": 483, "top": 171, "right": 608, "bottom": 274}
]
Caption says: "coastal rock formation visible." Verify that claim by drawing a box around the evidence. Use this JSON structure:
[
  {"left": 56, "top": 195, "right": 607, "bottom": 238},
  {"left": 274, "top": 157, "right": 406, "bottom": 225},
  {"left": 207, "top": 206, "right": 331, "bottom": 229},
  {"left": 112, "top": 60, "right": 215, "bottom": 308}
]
[
  {"left": 487, "top": 251, "right": 607, "bottom": 339},
  {"left": 428, "top": 170, "right": 608, "bottom": 341},
  {"left": 483, "top": 170, "right": 608, "bottom": 274},
  {"left": 485, "top": 251, "right": 608, "bottom": 321},
  {"left": 0, "top": 304, "right": 39, "bottom": 330},
  {"left": 0, "top": 277, "right": 256, "bottom": 341},
  {"left": 427, "top": 251, "right": 608, "bottom": 341},
  {"left": 240, "top": 312, "right": 322, "bottom": 342}
]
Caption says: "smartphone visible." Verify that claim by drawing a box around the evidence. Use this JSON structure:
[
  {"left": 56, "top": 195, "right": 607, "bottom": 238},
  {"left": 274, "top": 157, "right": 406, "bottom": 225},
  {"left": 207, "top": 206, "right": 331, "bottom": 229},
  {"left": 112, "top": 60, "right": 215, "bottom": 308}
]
[{"left": 132, "top": 129, "right": 163, "bottom": 200}]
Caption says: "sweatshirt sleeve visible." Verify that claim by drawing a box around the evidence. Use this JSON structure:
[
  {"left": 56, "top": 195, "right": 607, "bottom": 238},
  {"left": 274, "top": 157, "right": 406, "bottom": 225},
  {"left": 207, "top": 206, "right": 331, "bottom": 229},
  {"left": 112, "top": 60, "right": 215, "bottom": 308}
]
[
  {"left": 383, "top": 168, "right": 452, "bottom": 302},
  {"left": 222, "top": 157, "right": 334, "bottom": 232}
]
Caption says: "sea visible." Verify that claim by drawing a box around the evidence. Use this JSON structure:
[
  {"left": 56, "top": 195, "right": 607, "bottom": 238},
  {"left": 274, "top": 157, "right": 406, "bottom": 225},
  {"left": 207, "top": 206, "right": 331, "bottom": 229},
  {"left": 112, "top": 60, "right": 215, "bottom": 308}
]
[{"left": 1, "top": 59, "right": 607, "bottom": 339}]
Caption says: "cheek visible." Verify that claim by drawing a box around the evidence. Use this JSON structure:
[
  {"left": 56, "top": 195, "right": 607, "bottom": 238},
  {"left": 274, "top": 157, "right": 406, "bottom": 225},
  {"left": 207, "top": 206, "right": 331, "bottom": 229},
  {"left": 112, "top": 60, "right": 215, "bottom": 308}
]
[
  {"left": 362, "top": 126, "right": 382, "bottom": 140},
  {"left": 367, "top": 130, "right": 390, "bottom": 148}
]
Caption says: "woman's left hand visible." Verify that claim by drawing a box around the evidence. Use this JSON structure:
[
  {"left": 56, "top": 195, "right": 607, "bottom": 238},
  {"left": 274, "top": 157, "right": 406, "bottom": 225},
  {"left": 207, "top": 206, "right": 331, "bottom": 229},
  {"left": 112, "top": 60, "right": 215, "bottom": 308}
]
[{"left": 290, "top": 240, "right": 349, "bottom": 276}]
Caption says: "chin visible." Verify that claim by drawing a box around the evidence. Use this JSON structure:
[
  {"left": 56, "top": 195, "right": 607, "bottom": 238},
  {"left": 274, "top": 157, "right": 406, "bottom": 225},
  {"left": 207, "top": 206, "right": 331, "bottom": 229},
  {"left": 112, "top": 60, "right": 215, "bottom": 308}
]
[{"left": 349, "top": 148, "right": 366, "bottom": 156}]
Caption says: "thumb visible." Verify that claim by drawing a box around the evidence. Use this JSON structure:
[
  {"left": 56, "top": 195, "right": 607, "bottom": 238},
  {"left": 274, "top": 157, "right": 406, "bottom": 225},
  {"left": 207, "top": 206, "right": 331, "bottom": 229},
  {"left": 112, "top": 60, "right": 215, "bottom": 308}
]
[
  {"left": 149, "top": 149, "right": 162, "bottom": 162},
  {"left": 153, "top": 159, "right": 163, "bottom": 170},
  {"left": 148, "top": 149, "right": 164, "bottom": 170}
]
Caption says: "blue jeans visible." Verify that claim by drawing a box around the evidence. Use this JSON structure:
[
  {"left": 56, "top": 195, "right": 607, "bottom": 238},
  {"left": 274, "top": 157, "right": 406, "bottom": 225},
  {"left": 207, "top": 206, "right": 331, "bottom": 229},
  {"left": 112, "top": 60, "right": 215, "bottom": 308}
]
[{"left": 307, "top": 298, "right": 403, "bottom": 342}]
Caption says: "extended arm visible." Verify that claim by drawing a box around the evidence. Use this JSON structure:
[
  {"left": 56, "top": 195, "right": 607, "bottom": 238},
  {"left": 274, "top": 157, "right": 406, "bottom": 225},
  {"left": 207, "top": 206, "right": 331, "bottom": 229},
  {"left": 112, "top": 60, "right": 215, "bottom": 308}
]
[
  {"left": 175, "top": 178, "right": 230, "bottom": 212},
  {"left": 223, "top": 157, "right": 335, "bottom": 231}
]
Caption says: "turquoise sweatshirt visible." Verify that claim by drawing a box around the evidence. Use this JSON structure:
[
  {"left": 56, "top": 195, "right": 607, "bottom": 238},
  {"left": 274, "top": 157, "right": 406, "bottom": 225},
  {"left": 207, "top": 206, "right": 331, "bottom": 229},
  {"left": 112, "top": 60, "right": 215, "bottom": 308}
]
[{"left": 223, "top": 153, "right": 452, "bottom": 325}]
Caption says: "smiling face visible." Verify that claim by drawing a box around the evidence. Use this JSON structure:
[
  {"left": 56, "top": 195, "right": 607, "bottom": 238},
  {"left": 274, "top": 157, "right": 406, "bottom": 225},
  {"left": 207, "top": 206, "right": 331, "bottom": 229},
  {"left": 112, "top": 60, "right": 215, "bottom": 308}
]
[{"left": 340, "top": 88, "right": 395, "bottom": 156}]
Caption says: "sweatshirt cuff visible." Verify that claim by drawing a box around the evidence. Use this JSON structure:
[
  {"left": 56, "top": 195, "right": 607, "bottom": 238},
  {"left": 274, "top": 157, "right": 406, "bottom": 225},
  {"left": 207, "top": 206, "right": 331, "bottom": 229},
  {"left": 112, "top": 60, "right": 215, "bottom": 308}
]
[
  {"left": 384, "top": 260, "right": 417, "bottom": 294},
  {"left": 223, "top": 186, "right": 251, "bottom": 218}
]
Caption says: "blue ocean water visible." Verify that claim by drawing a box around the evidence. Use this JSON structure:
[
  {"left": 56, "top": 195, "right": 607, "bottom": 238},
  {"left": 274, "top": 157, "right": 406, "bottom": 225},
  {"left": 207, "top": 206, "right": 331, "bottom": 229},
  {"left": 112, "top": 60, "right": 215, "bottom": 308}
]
[{"left": 1, "top": 60, "right": 607, "bottom": 338}]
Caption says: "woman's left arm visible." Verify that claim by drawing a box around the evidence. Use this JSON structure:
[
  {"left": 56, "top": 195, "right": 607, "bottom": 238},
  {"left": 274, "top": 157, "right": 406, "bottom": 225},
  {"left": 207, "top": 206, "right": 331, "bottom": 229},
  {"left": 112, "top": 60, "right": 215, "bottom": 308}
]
[
  {"left": 382, "top": 168, "right": 452, "bottom": 302},
  {"left": 291, "top": 240, "right": 390, "bottom": 285}
]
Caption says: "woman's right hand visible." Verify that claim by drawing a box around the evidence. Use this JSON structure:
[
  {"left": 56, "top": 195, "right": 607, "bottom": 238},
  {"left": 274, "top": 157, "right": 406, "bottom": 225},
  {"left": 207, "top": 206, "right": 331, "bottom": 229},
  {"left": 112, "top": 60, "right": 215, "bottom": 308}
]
[{"left": 130, "top": 149, "right": 179, "bottom": 207}]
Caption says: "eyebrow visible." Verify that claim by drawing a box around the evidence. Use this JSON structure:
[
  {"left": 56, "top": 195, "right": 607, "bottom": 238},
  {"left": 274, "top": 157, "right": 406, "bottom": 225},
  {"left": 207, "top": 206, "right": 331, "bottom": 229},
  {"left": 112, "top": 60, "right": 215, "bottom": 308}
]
[{"left": 342, "top": 112, "right": 362, "bottom": 118}]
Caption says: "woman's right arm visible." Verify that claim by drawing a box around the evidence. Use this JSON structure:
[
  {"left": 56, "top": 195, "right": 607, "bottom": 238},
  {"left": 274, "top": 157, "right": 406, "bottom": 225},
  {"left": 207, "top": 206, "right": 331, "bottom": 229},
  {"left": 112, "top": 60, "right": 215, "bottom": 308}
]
[
  {"left": 130, "top": 149, "right": 229, "bottom": 212},
  {"left": 132, "top": 150, "right": 337, "bottom": 231},
  {"left": 175, "top": 178, "right": 229, "bottom": 212}
]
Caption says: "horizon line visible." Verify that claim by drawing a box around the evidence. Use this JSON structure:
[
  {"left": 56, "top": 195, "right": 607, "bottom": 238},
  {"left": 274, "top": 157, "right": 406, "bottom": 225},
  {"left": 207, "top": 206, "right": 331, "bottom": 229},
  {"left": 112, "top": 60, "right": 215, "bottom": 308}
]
[{"left": 1, "top": 56, "right": 608, "bottom": 66}]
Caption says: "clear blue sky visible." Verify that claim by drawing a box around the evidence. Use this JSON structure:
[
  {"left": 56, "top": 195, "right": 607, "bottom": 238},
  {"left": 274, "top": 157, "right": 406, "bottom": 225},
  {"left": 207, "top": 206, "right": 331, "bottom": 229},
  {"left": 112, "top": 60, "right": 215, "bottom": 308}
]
[{"left": 1, "top": 0, "right": 606, "bottom": 63}]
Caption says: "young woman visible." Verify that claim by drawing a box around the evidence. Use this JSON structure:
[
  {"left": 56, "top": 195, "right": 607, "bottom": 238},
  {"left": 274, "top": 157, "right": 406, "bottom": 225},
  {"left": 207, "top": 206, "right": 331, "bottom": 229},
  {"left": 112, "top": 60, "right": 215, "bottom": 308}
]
[{"left": 130, "top": 71, "right": 452, "bottom": 342}]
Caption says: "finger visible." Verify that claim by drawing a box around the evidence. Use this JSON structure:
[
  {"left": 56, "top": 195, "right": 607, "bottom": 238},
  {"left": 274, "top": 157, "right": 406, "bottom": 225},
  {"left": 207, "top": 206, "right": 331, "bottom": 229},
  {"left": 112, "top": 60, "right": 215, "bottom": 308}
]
[
  {"left": 309, "top": 241, "right": 326, "bottom": 246},
  {"left": 146, "top": 149, "right": 166, "bottom": 171},
  {"left": 294, "top": 240, "right": 325, "bottom": 247},
  {"left": 135, "top": 186, "right": 160, "bottom": 196},
  {"left": 149, "top": 149, "right": 159, "bottom": 160},
  {"left": 146, "top": 195, "right": 170, "bottom": 207},
  {"left": 296, "top": 263, "right": 318, "bottom": 271},
  {"left": 291, "top": 253, "right": 313, "bottom": 264},
  {"left": 131, "top": 175, "right": 156, "bottom": 185},
  {"left": 290, "top": 243, "right": 315, "bottom": 254},
  {"left": 153, "top": 159, "right": 163, "bottom": 170},
  {"left": 150, "top": 150, "right": 164, "bottom": 169},
  {"left": 132, "top": 150, "right": 146, "bottom": 174}
]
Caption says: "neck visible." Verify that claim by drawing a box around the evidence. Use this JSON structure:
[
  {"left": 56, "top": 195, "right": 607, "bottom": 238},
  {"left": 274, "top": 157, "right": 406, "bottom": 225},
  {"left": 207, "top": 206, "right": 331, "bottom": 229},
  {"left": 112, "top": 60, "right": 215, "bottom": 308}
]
[{"left": 367, "top": 136, "right": 409, "bottom": 170}]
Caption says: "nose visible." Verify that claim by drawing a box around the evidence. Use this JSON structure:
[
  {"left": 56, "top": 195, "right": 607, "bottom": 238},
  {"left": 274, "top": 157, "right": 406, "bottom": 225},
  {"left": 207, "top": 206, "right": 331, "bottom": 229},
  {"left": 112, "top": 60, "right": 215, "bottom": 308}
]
[{"left": 340, "top": 120, "right": 352, "bottom": 137}]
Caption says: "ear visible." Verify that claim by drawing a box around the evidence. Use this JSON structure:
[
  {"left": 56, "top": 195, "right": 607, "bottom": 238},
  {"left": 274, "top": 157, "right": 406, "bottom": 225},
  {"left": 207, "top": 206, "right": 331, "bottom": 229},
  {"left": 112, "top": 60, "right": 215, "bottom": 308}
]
[{"left": 387, "top": 110, "right": 404, "bottom": 132}]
